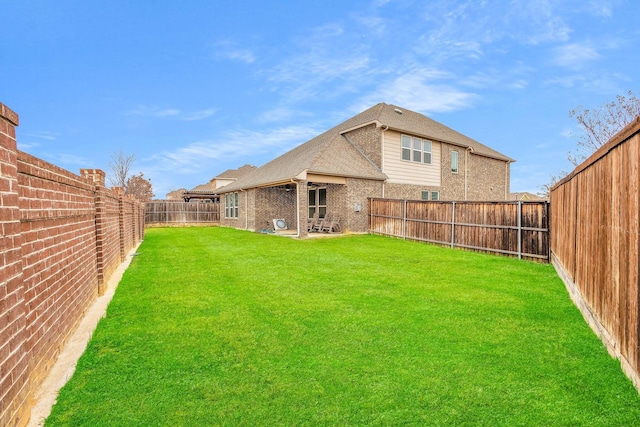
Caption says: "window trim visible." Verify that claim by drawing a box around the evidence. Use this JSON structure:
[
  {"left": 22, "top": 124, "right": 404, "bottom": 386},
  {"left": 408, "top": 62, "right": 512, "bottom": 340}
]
[
  {"left": 308, "top": 187, "right": 327, "bottom": 219},
  {"left": 451, "top": 150, "right": 459, "bottom": 174},
  {"left": 401, "top": 134, "right": 432, "bottom": 165},
  {"left": 421, "top": 190, "right": 440, "bottom": 201},
  {"left": 225, "top": 192, "right": 239, "bottom": 218}
]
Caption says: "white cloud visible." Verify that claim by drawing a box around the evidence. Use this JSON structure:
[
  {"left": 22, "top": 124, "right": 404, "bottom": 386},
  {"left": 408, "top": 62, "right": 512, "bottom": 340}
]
[
  {"left": 126, "top": 105, "right": 216, "bottom": 121},
  {"left": 214, "top": 40, "right": 256, "bottom": 64},
  {"left": 24, "top": 131, "right": 59, "bottom": 140},
  {"left": 553, "top": 43, "right": 601, "bottom": 68},
  {"left": 586, "top": 0, "right": 614, "bottom": 17},
  {"left": 181, "top": 109, "right": 217, "bottom": 121},
  {"left": 354, "top": 69, "right": 477, "bottom": 115},
  {"left": 144, "top": 125, "right": 320, "bottom": 174}
]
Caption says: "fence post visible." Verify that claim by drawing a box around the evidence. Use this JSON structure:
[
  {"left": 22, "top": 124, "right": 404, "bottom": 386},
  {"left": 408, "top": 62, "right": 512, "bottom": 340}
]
[
  {"left": 517, "top": 201, "right": 522, "bottom": 259},
  {"left": 403, "top": 199, "right": 407, "bottom": 240},
  {"left": 451, "top": 201, "right": 456, "bottom": 248}
]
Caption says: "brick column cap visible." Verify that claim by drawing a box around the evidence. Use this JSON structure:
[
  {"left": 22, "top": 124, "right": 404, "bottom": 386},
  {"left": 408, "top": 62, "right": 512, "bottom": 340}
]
[
  {"left": 0, "top": 102, "right": 19, "bottom": 126},
  {"left": 80, "top": 169, "right": 106, "bottom": 185}
]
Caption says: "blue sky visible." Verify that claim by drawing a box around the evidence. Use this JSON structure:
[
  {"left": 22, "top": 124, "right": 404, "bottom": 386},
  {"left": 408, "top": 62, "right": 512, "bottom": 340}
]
[{"left": 1, "top": 0, "right": 638, "bottom": 198}]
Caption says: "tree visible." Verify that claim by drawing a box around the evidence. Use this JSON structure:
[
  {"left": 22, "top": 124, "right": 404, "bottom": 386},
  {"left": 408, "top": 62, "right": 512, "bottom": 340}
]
[
  {"left": 108, "top": 150, "right": 136, "bottom": 188},
  {"left": 568, "top": 90, "right": 640, "bottom": 165},
  {"left": 125, "top": 172, "right": 154, "bottom": 202},
  {"left": 537, "top": 171, "right": 568, "bottom": 199}
]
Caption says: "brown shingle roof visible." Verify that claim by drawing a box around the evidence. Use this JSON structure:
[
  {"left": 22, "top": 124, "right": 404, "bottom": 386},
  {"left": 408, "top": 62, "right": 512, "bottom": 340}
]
[
  {"left": 216, "top": 164, "right": 257, "bottom": 179},
  {"left": 219, "top": 103, "right": 513, "bottom": 192}
]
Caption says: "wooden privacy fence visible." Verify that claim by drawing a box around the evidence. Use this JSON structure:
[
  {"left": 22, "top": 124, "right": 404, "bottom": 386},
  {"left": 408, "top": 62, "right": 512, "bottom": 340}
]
[
  {"left": 145, "top": 201, "right": 220, "bottom": 225},
  {"left": 550, "top": 116, "right": 640, "bottom": 390},
  {"left": 369, "top": 198, "right": 549, "bottom": 262}
]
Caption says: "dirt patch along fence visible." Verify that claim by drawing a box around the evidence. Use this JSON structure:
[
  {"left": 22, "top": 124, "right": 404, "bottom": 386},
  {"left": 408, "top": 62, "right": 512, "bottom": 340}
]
[
  {"left": 145, "top": 201, "right": 220, "bottom": 226},
  {"left": 0, "top": 103, "right": 145, "bottom": 427},
  {"left": 368, "top": 198, "right": 549, "bottom": 262},
  {"left": 550, "top": 116, "right": 640, "bottom": 391}
]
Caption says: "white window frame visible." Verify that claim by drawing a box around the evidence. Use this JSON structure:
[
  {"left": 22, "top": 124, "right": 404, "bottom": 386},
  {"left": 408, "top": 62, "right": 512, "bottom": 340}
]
[
  {"left": 421, "top": 190, "right": 440, "bottom": 201},
  {"left": 451, "top": 151, "right": 459, "bottom": 174},
  {"left": 308, "top": 187, "right": 327, "bottom": 219},
  {"left": 225, "top": 192, "right": 239, "bottom": 218},
  {"left": 402, "top": 134, "right": 432, "bottom": 165}
]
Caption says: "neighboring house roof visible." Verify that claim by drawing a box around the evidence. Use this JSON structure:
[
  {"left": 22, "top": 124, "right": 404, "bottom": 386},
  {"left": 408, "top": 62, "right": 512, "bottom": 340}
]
[
  {"left": 191, "top": 182, "right": 213, "bottom": 191},
  {"left": 166, "top": 188, "right": 187, "bottom": 200},
  {"left": 219, "top": 103, "right": 513, "bottom": 193},
  {"left": 216, "top": 164, "right": 257, "bottom": 179},
  {"left": 509, "top": 192, "right": 545, "bottom": 201}
]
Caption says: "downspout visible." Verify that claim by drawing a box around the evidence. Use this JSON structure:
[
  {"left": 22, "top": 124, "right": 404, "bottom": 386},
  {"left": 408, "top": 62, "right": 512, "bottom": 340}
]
[
  {"left": 241, "top": 189, "right": 248, "bottom": 230},
  {"left": 505, "top": 162, "right": 510, "bottom": 200},
  {"left": 464, "top": 148, "right": 471, "bottom": 200},
  {"left": 381, "top": 125, "right": 389, "bottom": 198},
  {"left": 290, "top": 178, "right": 300, "bottom": 238}
]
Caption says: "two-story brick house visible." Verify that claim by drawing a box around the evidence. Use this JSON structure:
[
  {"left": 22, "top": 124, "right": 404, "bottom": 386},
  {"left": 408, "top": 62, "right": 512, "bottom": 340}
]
[{"left": 217, "top": 103, "right": 514, "bottom": 237}]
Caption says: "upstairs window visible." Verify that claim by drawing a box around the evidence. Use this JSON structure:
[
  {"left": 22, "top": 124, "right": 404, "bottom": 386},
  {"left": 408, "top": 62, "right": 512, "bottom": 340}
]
[
  {"left": 402, "top": 135, "right": 432, "bottom": 164},
  {"left": 451, "top": 151, "right": 459, "bottom": 173}
]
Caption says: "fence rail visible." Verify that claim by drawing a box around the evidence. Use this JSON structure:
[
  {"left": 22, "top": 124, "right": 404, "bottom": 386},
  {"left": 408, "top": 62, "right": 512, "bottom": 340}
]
[
  {"left": 368, "top": 198, "right": 549, "bottom": 262},
  {"left": 145, "top": 201, "right": 220, "bottom": 225}
]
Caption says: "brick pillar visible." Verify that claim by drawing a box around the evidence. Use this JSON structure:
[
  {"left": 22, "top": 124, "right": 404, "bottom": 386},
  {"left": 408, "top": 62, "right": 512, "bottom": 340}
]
[
  {"left": 81, "top": 169, "right": 109, "bottom": 295},
  {"left": 298, "top": 180, "right": 309, "bottom": 238},
  {"left": 0, "top": 103, "right": 30, "bottom": 427},
  {"left": 113, "top": 187, "right": 127, "bottom": 261}
]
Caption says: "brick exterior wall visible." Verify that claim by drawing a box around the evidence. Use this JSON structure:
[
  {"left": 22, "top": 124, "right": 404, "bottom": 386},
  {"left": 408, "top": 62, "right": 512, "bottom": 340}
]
[
  {"left": 0, "top": 103, "right": 145, "bottom": 427},
  {"left": 255, "top": 186, "right": 297, "bottom": 231},
  {"left": 466, "top": 154, "right": 510, "bottom": 201},
  {"left": 440, "top": 143, "right": 466, "bottom": 200},
  {"left": 345, "top": 178, "right": 384, "bottom": 233},
  {"left": 345, "top": 123, "right": 383, "bottom": 169}
]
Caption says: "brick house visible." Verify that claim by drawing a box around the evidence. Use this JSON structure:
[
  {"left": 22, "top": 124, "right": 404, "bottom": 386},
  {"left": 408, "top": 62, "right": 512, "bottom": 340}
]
[{"left": 218, "top": 103, "right": 514, "bottom": 237}]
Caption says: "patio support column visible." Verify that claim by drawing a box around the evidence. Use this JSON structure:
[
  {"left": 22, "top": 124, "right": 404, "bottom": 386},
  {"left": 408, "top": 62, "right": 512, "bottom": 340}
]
[{"left": 297, "top": 180, "right": 308, "bottom": 238}]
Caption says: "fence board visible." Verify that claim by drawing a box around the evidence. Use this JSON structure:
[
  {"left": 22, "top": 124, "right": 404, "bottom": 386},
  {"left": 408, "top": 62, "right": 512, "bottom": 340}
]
[
  {"left": 369, "top": 198, "right": 549, "bottom": 262},
  {"left": 145, "top": 201, "right": 220, "bottom": 225}
]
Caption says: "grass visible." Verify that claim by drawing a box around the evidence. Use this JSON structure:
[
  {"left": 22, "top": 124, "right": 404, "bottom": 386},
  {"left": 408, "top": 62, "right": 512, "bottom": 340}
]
[{"left": 46, "top": 227, "right": 640, "bottom": 426}]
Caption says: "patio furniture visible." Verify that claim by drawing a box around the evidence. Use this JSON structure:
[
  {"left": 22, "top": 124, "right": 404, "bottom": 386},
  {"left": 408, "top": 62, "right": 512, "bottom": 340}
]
[
  {"left": 307, "top": 212, "right": 319, "bottom": 231},
  {"left": 321, "top": 213, "right": 341, "bottom": 233},
  {"left": 312, "top": 212, "right": 332, "bottom": 232}
]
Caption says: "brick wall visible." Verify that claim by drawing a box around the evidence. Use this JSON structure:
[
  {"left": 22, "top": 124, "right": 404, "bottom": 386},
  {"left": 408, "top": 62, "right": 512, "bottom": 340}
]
[
  {"left": 345, "top": 178, "right": 383, "bottom": 233},
  {"left": 0, "top": 103, "right": 145, "bottom": 427},
  {"left": 345, "top": 123, "right": 383, "bottom": 169},
  {"left": 255, "top": 186, "right": 297, "bottom": 231}
]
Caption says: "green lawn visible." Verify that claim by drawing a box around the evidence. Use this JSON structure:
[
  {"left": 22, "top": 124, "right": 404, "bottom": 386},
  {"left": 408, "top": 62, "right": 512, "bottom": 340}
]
[{"left": 46, "top": 227, "right": 640, "bottom": 426}]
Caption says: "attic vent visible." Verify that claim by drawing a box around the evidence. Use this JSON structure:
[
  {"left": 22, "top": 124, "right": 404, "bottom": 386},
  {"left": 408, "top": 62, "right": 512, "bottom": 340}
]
[{"left": 394, "top": 108, "right": 403, "bottom": 114}]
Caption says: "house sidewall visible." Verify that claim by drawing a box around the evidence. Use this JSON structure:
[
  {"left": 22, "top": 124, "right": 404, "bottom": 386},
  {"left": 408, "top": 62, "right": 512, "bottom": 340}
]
[
  {"left": 440, "top": 143, "right": 466, "bottom": 200},
  {"left": 255, "top": 186, "right": 298, "bottom": 231},
  {"left": 466, "top": 154, "right": 510, "bottom": 200},
  {"left": 346, "top": 178, "right": 384, "bottom": 233}
]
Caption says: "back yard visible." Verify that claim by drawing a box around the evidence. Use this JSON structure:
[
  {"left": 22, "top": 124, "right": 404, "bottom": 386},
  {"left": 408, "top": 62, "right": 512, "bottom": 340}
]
[{"left": 46, "top": 227, "right": 640, "bottom": 426}]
